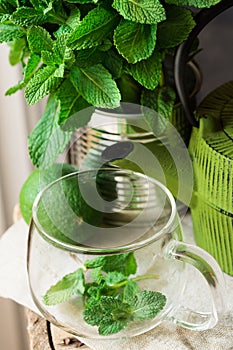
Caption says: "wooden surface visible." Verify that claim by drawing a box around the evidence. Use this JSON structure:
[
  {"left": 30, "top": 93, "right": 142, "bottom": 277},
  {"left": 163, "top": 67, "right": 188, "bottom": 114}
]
[
  {"left": 26, "top": 310, "right": 50, "bottom": 350},
  {"left": 26, "top": 309, "right": 90, "bottom": 349}
]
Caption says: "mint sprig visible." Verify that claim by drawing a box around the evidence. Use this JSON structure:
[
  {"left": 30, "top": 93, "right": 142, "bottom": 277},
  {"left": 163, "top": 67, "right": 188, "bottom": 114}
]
[
  {"left": 0, "top": 0, "right": 221, "bottom": 167},
  {"left": 43, "top": 252, "right": 166, "bottom": 336},
  {"left": 84, "top": 289, "right": 167, "bottom": 336}
]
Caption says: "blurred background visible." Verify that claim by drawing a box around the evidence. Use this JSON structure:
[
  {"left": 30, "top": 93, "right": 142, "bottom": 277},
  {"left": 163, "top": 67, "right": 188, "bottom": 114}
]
[{"left": 0, "top": 7, "right": 233, "bottom": 350}]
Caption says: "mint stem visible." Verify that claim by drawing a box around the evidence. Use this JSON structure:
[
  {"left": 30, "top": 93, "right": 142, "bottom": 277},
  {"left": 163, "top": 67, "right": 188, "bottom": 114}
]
[
  {"left": 133, "top": 274, "right": 160, "bottom": 282},
  {"left": 109, "top": 274, "right": 159, "bottom": 290},
  {"left": 159, "top": 70, "right": 165, "bottom": 87},
  {"left": 47, "top": 13, "right": 67, "bottom": 25}
]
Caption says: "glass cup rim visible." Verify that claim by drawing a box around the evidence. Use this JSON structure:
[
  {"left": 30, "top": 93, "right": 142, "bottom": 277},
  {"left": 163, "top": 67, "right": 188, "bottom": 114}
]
[{"left": 32, "top": 167, "right": 177, "bottom": 253}]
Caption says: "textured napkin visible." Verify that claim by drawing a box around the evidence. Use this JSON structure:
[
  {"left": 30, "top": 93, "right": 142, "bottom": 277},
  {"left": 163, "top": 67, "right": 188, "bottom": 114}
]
[{"left": 0, "top": 217, "right": 233, "bottom": 350}]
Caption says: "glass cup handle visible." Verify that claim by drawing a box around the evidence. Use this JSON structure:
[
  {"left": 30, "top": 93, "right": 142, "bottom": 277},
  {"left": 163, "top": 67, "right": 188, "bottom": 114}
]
[{"left": 166, "top": 240, "right": 226, "bottom": 330}]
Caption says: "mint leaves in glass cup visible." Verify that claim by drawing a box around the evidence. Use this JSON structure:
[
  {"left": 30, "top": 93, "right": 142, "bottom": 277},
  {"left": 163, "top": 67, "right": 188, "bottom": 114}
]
[{"left": 27, "top": 168, "right": 225, "bottom": 339}]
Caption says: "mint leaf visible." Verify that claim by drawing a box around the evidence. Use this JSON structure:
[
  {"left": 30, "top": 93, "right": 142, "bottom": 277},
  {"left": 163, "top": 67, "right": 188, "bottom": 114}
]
[
  {"left": 70, "top": 64, "right": 121, "bottom": 108},
  {"left": 0, "top": 14, "right": 11, "bottom": 23},
  {"left": 24, "top": 53, "right": 41, "bottom": 79},
  {"left": 0, "top": 0, "right": 16, "bottom": 14},
  {"left": 67, "top": 6, "right": 119, "bottom": 50},
  {"left": 29, "top": 0, "right": 60, "bottom": 11},
  {"left": 61, "top": 105, "right": 94, "bottom": 131},
  {"left": 101, "top": 297, "right": 131, "bottom": 317},
  {"left": 157, "top": 5, "right": 195, "bottom": 49},
  {"left": 99, "top": 316, "right": 129, "bottom": 336},
  {"left": 54, "top": 8, "right": 81, "bottom": 37},
  {"left": 126, "top": 51, "right": 164, "bottom": 90},
  {"left": 41, "top": 50, "right": 54, "bottom": 65},
  {"left": 164, "top": 0, "right": 222, "bottom": 7},
  {"left": 122, "top": 280, "right": 141, "bottom": 302},
  {"left": 131, "top": 291, "right": 166, "bottom": 321},
  {"left": 52, "top": 34, "right": 69, "bottom": 63},
  {"left": 53, "top": 34, "right": 75, "bottom": 67},
  {"left": 54, "top": 63, "right": 65, "bottom": 78},
  {"left": 112, "top": 0, "right": 166, "bottom": 24},
  {"left": 65, "top": 0, "right": 98, "bottom": 3},
  {"left": 102, "top": 49, "right": 123, "bottom": 79},
  {"left": 114, "top": 20, "right": 157, "bottom": 64},
  {"left": 84, "top": 252, "right": 137, "bottom": 276},
  {"left": 75, "top": 47, "right": 104, "bottom": 68},
  {"left": 11, "top": 7, "right": 47, "bottom": 26},
  {"left": 54, "top": 23, "right": 73, "bottom": 37},
  {"left": 27, "top": 26, "right": 53, "bottom": 55},
  {"left": 55, "top": 78, "right": 92, "bottom": 126},
  {"left": 28, "top": 95, "right": 72, "bottom": 167},
  {"left": 91, "top": 267, "right": 104, "bottom": 284},
  {"left": 141, "top": 86, "right": 176, "bottom": 132},
  {"left": 0, "top": 24, "right": 24, "bottom": 42},
  {"left": 105, "top": 271, "right": 127, "bottom": 287},
  {"left": 98, "top": 39, "right": 112, "bottom": 52},
  {"left": 43, "top": 268, "right": 85, "bottom": 305},
  {"left": 86, "top": 285, "right": 104, "bottom": 299},
  {"left": 44, "top": 0, "right": 68, "bottom": 19},
  {"left": 41, "top": 35, "right": 75, "bottom": 68},
  {"left": 25, "top": 65, "right": 62, "bottom": 105},
  {"left": 28, "top": 0, "right": 42, "bottom": 10},
  {"left": 8, "top": 37, "right": 26, "bottom": 65},
  {"left": 83, "top": 298, "right": 104, "bottom": 326},
  {"left": 65, "top": 7, "right": 81, "bottom": 29},
  {"left": 55, "top": 77, "right": 82, "bottom": 114},
  {"left": 84, "top": 296, "right": 131, "bottom": 334},
  {"left": 6, "top": 52, "right": 41, "bottom": 95},
  {"left": 99, "top": 297, "right": 131, "bottom": 335}
]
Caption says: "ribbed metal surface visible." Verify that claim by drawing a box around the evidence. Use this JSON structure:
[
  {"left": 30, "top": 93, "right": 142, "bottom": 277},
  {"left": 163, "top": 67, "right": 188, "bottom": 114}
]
[
  {"left": 189, "top": 81, "right": 233, "bottom": 275},
  {"left": 70, "top": 112, "right": 157, "bottom": 170},
  {"left": 191, "top": 202, "right": 233, "bottom": 275}
]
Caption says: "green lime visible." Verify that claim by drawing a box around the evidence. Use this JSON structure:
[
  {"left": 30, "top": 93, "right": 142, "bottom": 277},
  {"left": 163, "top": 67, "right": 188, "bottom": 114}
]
[
  {"left": 38, "top": 172, "right": 105, "bottom": 245},
  {"left": 20, "top": 163, "right": 104, "bottom": 246},
  {"left": 19, "top": 163, "right": 78, "bottom": 225}
]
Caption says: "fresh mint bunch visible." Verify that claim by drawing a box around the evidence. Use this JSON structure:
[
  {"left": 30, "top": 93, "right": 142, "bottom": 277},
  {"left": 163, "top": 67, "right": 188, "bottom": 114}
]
[
  {"left": 43, "top": 252, "right": 166, "bottom": 335},
  {"left": 0, "top": 0, "right": 222, "bottom": 167}
]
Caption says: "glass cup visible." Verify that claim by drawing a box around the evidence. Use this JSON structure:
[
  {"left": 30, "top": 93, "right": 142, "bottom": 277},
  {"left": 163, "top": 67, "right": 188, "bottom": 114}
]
[{"left": 27, "top": 168, "right": 225, "bottom": 339}]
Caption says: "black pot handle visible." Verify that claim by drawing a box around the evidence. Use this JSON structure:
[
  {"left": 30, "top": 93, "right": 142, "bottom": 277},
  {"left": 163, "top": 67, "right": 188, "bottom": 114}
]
[{"left": 174, "top": 0, "right": 233, "bottom": 127}]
